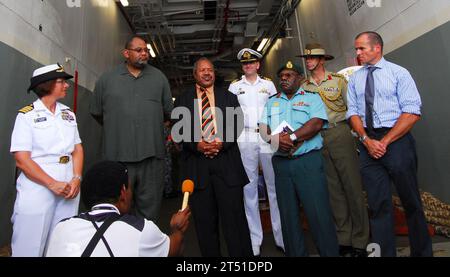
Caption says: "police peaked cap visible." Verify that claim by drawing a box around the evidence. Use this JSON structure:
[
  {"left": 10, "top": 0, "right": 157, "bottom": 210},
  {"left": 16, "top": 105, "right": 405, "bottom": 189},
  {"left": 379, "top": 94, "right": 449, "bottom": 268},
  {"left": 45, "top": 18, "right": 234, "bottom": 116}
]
[
  {"left": 277, "top": 61, "right": 304, "bottom": 75},
  {"left": 237, "top": 48, "right": 262, "bottom": 63},
  {"left": 28, "top": 63, "right": 73, "bottom": 92}
]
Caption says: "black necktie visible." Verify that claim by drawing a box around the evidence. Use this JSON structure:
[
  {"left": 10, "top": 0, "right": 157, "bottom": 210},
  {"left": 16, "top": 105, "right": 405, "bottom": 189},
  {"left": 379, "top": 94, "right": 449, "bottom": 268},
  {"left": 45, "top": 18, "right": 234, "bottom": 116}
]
[{"left": 365, "top": 66, "right": 377, "bottom": 134}]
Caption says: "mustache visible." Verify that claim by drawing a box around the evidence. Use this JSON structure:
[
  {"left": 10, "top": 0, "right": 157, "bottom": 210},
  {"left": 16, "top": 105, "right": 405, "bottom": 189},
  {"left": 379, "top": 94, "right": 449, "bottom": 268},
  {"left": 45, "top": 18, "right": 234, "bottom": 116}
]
[{"left": 280, "top": 80, "right": 292, "bottom": 86}]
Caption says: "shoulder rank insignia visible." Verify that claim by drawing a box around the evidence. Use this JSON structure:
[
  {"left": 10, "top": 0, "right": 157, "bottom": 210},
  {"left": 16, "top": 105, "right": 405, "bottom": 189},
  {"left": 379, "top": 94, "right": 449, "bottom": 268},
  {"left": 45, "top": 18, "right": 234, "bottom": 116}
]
[
  {"left": 231, "top": 79, "right": 239, "bottom": 84},
  {"left": 269, "top": 92, "right": 282, "bottom": 99},
  {"left": 331, "top": 73, "right": 346, "bottom": 80},
  {"left": 262, "top": 76, "right": 272, "bottom": 81},
  {"left": 18, "top": 104, "right": 34, "bottom": 114}
]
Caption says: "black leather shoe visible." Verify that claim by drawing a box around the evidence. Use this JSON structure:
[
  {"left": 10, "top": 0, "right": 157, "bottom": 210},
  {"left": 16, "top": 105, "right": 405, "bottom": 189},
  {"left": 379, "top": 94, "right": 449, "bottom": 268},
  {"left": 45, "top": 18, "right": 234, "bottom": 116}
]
[
  {"left": 351, "top": 248, "right": 368, "bottom": 257},
  {"left": 339, "top": 245, "right": 353, "bottom": 257}
]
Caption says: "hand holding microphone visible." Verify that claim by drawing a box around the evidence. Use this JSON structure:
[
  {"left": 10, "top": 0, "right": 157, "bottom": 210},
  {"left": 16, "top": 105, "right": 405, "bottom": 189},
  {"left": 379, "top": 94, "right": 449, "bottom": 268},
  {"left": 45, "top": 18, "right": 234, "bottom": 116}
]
[{"left": 181, "top": 180, "right": 194, "bottom": 211}]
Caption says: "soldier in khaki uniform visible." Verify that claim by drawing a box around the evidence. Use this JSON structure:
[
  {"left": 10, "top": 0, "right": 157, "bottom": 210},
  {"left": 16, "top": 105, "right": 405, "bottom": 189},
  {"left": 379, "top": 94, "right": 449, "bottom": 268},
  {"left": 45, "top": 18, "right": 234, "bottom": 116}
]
[{"left": 299, "top": 43, "right": 369, "bottom": 257}]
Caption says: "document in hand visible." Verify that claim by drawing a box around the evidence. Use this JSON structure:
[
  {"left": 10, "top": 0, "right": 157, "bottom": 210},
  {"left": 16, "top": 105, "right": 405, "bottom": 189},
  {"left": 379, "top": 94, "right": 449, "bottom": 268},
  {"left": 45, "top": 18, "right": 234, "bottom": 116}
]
[{"left": 271, "top": 120, "right": 295, "bottom": 135}]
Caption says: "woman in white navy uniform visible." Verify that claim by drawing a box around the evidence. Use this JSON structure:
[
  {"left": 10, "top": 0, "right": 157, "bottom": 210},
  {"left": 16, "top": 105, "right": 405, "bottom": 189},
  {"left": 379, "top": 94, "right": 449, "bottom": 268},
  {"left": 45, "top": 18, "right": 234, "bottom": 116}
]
[{"left": 10, "top": 64, "right": 84, "bottom": 257}]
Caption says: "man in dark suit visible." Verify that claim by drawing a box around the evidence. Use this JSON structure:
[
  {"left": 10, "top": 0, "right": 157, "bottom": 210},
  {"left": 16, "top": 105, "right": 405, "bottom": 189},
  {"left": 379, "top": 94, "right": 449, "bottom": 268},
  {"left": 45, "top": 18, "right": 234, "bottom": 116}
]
[{"left": 172, "top": 57, "right": 253, "bottom": 257}]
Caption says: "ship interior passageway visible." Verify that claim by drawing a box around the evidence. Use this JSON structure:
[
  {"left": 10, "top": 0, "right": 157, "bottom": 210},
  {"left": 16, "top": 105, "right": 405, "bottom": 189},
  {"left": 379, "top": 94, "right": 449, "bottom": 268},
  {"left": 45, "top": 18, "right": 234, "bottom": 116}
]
[{"left": 1, "top": 0, "right": 450, "bottom": 257}]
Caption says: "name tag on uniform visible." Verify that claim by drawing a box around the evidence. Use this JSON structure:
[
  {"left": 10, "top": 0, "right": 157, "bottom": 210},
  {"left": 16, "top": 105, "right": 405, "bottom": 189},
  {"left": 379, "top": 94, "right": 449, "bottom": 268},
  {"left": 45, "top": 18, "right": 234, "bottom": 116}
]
[
  {"left": 237, "top": 88, "right": 246, "bottom": 95},
  {"left": 293, "top": 101, "right": 310, "bottom": 107},
  {"left": 322, "top": 87, "right": 339, "bottom": 93},
  {"left": 34, "top": 117, "right": 47, "bottom": 123}
]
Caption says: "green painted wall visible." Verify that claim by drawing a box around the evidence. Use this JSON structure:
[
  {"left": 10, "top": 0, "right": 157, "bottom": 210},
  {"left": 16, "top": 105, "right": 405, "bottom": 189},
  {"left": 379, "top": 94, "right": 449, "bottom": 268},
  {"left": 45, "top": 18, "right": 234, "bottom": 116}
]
[{"left": 386, "top": 20, "right": 450, "bottom": 203}]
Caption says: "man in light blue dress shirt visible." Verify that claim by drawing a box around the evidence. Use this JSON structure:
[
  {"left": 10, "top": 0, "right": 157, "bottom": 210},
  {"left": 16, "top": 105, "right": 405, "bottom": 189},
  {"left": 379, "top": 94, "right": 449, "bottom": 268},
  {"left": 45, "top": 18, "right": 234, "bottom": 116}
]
[
  {"left": 259, "top": 61, "right": 338, "bottom": 257},
  {"left": 346, "top": 31, "right": 432, "bottom": 257}
]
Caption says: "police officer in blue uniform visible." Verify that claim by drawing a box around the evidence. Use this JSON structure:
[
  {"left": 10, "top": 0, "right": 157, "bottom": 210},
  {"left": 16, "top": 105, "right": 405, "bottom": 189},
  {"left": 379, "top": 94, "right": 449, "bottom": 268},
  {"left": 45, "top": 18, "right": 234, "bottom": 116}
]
[
  {"left": 259, "top": 61, "right": 338, "bottom": 257},
  {"left": 10, "top": 64, "right": 84, "bottom": 256}
]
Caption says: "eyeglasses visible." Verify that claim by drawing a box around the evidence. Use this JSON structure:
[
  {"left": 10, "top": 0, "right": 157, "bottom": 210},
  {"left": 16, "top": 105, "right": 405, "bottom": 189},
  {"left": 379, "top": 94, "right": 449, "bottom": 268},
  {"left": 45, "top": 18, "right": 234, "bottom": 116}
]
[{"left": 127, "top": 48, "right": 149, "bottom": 54}]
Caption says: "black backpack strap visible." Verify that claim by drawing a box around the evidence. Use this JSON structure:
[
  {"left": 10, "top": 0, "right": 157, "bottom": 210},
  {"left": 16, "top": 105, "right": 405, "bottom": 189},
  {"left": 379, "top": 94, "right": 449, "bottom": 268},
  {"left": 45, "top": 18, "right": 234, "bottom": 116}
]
[{"left": 81, "top": 213, "right": 121, "bottom": 257}]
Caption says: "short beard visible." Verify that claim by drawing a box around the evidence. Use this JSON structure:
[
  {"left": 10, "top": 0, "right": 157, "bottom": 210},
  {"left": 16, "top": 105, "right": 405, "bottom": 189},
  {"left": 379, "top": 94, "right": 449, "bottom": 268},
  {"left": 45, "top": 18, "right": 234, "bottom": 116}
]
[{"left": 131, "top": 60, "right": 147, "bottom": 69}]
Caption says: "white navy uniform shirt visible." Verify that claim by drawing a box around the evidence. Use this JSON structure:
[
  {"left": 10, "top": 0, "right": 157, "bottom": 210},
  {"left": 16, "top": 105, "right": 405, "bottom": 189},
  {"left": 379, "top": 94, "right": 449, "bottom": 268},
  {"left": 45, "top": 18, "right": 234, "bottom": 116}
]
[
  {"left": 45, "top": 204, "right": 170, "bottom": 257},
  {"left": 10, "top": 98, "right": 82, "bottom": 158},
  {"left": 228, "top": 75, "right": 277, "bottom": 128}
]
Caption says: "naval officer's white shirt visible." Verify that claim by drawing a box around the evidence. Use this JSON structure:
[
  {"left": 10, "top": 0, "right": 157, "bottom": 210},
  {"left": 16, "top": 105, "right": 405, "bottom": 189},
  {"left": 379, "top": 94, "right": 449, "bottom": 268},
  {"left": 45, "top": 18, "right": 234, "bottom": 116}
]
[
  {"left": 45, "top": 204, "right": 170, "bottom": 257},
  {"left": 10, "top": 98, "right": 82, "bottom": 158},
  {"left": 228, "top": 75, "right": 277, "bottom": 128}
]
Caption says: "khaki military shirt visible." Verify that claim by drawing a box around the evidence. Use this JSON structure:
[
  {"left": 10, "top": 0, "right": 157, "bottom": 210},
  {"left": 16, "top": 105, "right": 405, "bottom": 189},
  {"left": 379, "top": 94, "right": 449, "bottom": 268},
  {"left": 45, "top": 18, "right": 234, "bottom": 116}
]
[
  {"left": 302, "top": 70, "right": 348, "bottom": 124},
  {"left": 90, "top": 63, "right": 173, "bottom": 162}
]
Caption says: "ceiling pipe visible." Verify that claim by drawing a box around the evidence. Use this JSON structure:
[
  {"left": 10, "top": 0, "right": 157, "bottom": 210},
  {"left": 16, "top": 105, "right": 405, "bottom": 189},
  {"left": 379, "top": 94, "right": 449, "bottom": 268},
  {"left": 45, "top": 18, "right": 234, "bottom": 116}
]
[{"left": 217, "top": 0, "right": 231, "bottom": 53}]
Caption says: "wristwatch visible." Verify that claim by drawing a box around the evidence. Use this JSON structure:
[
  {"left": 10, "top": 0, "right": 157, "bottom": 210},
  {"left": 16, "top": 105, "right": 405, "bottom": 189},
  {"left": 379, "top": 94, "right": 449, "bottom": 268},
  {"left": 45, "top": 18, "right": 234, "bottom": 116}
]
[
  {"left": 289, "top": 133, "right": 298, "bottom": 143},
  {"left": 72, "top": 175, "right": 82, "bottom": 181},
  {"left": 359, "top": 135, "right": 368, "bottom": 143}
]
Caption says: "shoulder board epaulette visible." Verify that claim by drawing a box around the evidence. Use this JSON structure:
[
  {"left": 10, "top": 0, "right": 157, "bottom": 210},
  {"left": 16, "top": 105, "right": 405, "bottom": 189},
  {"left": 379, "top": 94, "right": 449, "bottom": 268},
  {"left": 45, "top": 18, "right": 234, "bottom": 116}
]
[
  {"left": 18, "top": 104, "right": 34, "bottom": 114},
  {"left": 61, "top": 108, "right": 73, "bottom": 112},
  {"left": 304, "top": 90, "right": 316, "bottom": 94},
  {"left": 231, "top": 79, "right": 239, "bottom": 84},
  {"left": 269, "top": 93, "right": 282, "bottom": 99},
  {"left": 262, "top": 76, "right": 272, "bottom": 81},
  {"left": 331, "top": 73, "right": 346, "bottom": 79}
]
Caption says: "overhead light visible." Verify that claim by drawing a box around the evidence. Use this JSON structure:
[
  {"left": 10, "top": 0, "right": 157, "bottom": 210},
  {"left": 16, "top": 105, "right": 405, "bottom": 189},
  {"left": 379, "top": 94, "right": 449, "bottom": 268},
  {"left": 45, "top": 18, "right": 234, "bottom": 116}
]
[
  {"left": 119, "top": 0, "right": 129, "bottom": 7},
  {"left": 257, "top": 38, "right": 269, "bottom": 52},
  {"left": 147, "top": 43, "right": 156, "bottom": 58}
]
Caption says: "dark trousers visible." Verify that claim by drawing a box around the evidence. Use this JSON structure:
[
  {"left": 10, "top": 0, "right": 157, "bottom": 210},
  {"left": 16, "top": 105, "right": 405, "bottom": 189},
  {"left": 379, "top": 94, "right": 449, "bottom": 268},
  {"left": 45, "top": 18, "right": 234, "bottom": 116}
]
[
  {"left": 125, "top": 157, "right": 165, "bottom": 222},
  {"left": 272, "top": 151, "right": 339, "bottom": 257},
  {"left": 359, "top": 131, "right": 432, "bottom": 257},
  {"left": 190, "top": 158, "right": 253, "bottom": 257}
]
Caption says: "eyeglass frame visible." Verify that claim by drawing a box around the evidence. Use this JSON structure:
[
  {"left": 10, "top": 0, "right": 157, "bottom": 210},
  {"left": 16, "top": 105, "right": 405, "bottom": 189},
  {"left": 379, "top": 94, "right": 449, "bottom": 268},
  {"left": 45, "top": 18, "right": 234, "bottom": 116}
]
[{"left": 126, "top": 47, "right": 150, "bottom": 54}]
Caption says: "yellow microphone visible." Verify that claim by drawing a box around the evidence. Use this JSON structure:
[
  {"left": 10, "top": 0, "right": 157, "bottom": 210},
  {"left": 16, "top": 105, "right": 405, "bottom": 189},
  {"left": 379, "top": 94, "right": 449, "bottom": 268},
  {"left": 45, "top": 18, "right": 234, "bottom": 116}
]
[{"left": 181, "top": 180, "right": 194, "bottom": 211}]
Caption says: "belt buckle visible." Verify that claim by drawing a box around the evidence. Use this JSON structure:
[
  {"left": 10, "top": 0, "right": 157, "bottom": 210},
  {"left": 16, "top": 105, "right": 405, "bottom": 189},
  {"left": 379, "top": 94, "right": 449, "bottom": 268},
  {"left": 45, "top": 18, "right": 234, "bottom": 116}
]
[{"left": 59, "top": 156, "right": 70, "bottom": 164}]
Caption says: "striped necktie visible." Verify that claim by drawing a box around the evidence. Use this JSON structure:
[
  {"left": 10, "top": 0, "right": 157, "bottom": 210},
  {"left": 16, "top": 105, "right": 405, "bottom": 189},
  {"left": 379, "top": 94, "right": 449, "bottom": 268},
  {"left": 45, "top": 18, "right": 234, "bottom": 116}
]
[{"left": 200, "top": 87, "right": 215, "bottom": 141}]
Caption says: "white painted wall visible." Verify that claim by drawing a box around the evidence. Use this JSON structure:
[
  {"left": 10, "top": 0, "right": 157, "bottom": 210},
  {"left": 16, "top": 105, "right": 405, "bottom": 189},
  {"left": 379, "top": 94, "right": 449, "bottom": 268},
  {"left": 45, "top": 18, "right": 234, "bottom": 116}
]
[
  {"left": 262, "top": 0, "right": 450, "bottom": 76},
  {"left": 0, "top": 0, "right": 132, "bottom": 91}
]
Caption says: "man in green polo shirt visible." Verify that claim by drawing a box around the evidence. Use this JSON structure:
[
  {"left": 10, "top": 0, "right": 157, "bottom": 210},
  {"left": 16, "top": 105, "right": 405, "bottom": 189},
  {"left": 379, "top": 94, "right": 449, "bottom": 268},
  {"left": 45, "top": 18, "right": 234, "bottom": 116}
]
[
  {"left": 90, "top": 36, "right": 173, "bottom": 221},
  {"left": 259, "top": 61, "right": 338, "bottom": 257}
]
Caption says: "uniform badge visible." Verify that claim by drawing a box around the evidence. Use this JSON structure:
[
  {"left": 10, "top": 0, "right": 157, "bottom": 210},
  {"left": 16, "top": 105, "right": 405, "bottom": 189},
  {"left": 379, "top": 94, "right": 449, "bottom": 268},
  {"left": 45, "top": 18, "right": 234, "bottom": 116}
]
[
  {"left": 61, "top": 111, "right": 75, "bottom": 122},
  {"left": 323, "top": 87, "right": 340, "bottom": 93},
  {"left": 259, "top": 88, "right": 269, "bottom": 95},
  {"left": 56, "top": 65, "right": 65, "bottom": 72},
  {"left": 34, "top": 117, "right": 47, "bottom": 123},
  {"left": 243, "top": 51, "right": 251, "bottom": 59},
  {"left": 286, "top": 61, "right": 293, "bottom": 69},
  {"left": 237, "top": 88, "right": 246, "bottom": 95},
  {"left": 293, "top": 101, "right": 310, "bottom": 107},
  {"left": 273, "top": 102, "right": 280, "bottom": 107}
]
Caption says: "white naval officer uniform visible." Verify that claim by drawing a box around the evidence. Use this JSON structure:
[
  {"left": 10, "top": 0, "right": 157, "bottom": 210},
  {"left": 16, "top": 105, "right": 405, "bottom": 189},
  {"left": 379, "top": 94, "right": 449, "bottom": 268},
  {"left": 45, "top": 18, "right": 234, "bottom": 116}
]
[
  {"left": 45, "top": 204, "right": 170, "bottom": 257},
  {"left": 10, "top": 98, "right": 82, "bottom": 257},
  {"left": 228, "top": 75, "right": 284, "bottom": 255}
]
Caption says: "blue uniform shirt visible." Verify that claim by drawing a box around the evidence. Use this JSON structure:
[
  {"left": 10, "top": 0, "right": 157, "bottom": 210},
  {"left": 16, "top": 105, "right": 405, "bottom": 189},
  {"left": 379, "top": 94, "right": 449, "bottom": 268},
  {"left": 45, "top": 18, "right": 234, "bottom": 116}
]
[
  {"left": 346, "top": 57, "right": 422, "bottom": 127},
  {"left": 259, "top": 88, "right": 328, "bottom": 157}
]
